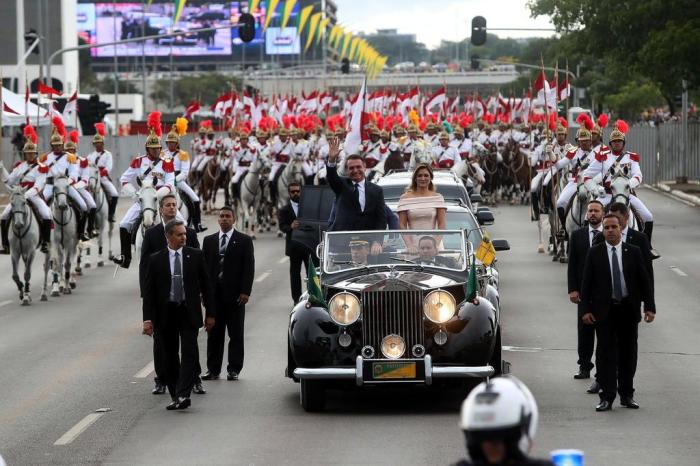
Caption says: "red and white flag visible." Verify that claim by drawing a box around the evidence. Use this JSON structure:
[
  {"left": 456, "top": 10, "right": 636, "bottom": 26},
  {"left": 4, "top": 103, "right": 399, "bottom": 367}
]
[
  {"left": 558, "top": 78, "right": 571, "bottom": 101},
  {"left": 38, "top": 83, "right": 62, "bottom": 96},
  {"left": 424, "top": 86, "right": 446, "bottom": 113},
  {"left": 344, "top": 77, "right": 368, "bottom": 155},
  {"left": 533, "top": 71, "right": 557, "bottom": 110},
  {"left": 184, "top": 100, "right": 201, "bottom": 118},
  {"left": 62, "top": 90, "right": 78, "bottom": 122}
]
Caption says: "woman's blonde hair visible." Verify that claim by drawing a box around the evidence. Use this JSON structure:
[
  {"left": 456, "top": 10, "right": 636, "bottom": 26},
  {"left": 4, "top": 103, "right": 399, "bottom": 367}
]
[{"left": 407, "top": 163, "right": 435, "bottom": 192}]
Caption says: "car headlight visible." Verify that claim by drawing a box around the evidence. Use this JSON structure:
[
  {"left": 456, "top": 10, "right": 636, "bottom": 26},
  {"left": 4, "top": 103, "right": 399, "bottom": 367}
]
[
  {"left": 381, "top": 334, "right": 406, "bottom": 359},
  {"left": 423, "top": 290, "right": 456, "bottom": 324},
  {"left": 328, "top": 292, "right": 361, "bottom": 326}
]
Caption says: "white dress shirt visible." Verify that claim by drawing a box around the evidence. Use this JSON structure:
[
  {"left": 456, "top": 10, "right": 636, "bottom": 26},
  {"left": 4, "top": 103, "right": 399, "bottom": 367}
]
[
  {"left": 291, "top": 200, "right": 299, "bottom": 217},
  {"left": 167, "top": 246, "right": 185, "bottom": 302},
  {"left": 353, "top": 180, "right": 366, "bottom": 211},
  {"left": 621, "top": 226, "right": 629, "bottom": 243},
  {"left": 588, "top": 225, "right": 602, "bottom": 246},
  {"left": 606, "top": 241, "right": 628, "bottom": 298},
  {"left": 219, "top": 229, "right": 233, "bottom": 252}
]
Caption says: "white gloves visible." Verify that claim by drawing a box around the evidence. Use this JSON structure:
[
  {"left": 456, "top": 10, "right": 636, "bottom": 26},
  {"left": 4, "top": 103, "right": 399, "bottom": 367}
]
[
  {"left": 175, "top": 173, "right": 187, "bottom": 183},
  {"left": 629, "top": 177, "right": 640, "bottom": 189},
  {"left": 121, "top": 184, "right": 136, "bottom": 197},
  {"left": 155, "top": 186, "right": 171, "bottom": 200},
  {"left": 24, "top": 187, "right": 38, "bottom": 199}
]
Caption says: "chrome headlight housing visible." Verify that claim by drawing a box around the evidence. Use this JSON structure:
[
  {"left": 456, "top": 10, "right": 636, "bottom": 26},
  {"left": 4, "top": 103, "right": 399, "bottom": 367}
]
[
  {"left": 423, "top": 290, "right": 456, "bottom": 324},
  {"left": 381, "top": 334, "right": 406, "bottom": 359},
  {"left": 328, "top": 292, "right": 361, "bottom": 326}
]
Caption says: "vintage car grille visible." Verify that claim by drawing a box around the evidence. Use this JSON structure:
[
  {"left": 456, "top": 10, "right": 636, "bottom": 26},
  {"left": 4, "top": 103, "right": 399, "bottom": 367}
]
[{"left": 361, "top": 290, "right": 424, "bottom": 358}]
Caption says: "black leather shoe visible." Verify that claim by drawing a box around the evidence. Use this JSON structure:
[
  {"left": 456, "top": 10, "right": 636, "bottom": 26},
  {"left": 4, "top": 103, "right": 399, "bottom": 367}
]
[
  {"left": 201, "top": 372, "right": 219, "bottom": 380},
  {"left": 166, "top": 400, "right": 178, "bottom": 410},
  {"left": 227, "top": 371, "right": 239, "bottom": 381},
  {"left": 573, "top": 368, "right": 590, "bottom": 379},
  {"left": 166, "top": 397, "right": 191, "bottom": 410},
  {"left": 596, "top": 400, "right": 613, "bottom": 412},
  {"left": 192, "top": 383, "right": 206, "bottom": 394},
  {"left": 620, "top": 397, "right": 640, "bottom": 409},
  {"left": 152, "top": 382, "right": 166, "bottom": 395},
  {"left": 587, "top": 381, "right": 600, "bottom": 394}
]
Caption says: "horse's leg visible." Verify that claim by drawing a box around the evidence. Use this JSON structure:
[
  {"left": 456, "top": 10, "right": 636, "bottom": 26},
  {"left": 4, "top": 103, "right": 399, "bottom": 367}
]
[
  {"left": 41, "top": 252, "right": 50, "bottom": 301},
  {"left": 22, "top": 251, "right": 33, "bottom": 305},
  {"left": 65, "top": 250, "right": 75, "bottom": 293},
  {"left": 51, "top": 251, "right": 62, "bottom": 296},
  {"left": 11, "top": 253, "right": 24, "bottom": 301},
  {"left": 97, "top": 227, "right": 105, "bottom": 267},
  {"left": 75, "top": 244, "right": 83, "bottom": 275},
  {"left": 537, "top": 217, "right": 546, "bottom": 253}
]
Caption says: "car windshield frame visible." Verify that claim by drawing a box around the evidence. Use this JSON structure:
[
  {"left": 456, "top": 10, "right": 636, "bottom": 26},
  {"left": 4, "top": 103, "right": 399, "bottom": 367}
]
[{"left": 322, "top": 229, "right": 469, "bottom": 275}]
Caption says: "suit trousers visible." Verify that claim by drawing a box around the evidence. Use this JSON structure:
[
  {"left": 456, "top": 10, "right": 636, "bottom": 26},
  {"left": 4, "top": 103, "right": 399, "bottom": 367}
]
[
  {"left": 595, "top": 302, "right": 639, "bottom": 402},
  {"left": 207, "top": 288, "right": 246, "bottom": 375},
  {"left": 577, "top": 304, "right": 596, "bottom": 372},
  {"left": 154, "top": 333, "right": 201, "bottom": 385},
  {"left": 154, "top": 303, "right": 200, "bottom": 400},
  {"left": 289, "top": 253, "right": 310, "bottom": 303}
]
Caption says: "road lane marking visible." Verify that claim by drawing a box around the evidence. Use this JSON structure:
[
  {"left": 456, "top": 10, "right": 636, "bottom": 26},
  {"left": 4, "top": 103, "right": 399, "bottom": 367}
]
[
  {"left": 134, "top": 361, "right": 155, "bottom": 378},
  {"left": 503, "top": 346, "right": 543, "bottom": 353},
  {"left": 0, "top": 300, "right": 13, "bottom": 308},
  {"left": 670, "top": 266, "right": 688, "bottom": 277},
  {"left": 54, "top": 412, "right": 105, "bottom": 445},
  {"left": 278, "top": 256, "right": 288, "bottom": 264},
  {"left": 255, "top": 271, "right": 271, "bottom": 282}
]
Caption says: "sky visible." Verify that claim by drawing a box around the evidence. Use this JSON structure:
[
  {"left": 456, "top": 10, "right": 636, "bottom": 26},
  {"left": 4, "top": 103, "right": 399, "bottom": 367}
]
[{"left": 334, "top": 0, "right": 556, "bottom": 49}]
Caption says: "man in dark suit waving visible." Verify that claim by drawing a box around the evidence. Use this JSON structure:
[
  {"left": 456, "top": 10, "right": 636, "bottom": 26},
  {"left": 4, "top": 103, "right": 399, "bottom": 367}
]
[
  {"left": 580, "top": 214, "right": 655, "bottom": 412},
  {"left": 139, "top": 194, "right": 202, "bottom": 395},
  {"left": 326, "top": 137, "right": 387, "bottom": 252},
  {"left": 567, "top": 200, "right": 603, "bottom": 388},
  {"left": 202, "top": 206, "right": 255, "bottom": 381},
  {"left": 142, "top": 219, "right": 215, "bottom": 410}
]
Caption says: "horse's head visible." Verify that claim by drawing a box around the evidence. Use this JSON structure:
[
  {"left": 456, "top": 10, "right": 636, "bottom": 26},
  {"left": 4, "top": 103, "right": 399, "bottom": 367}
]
[
  {"left": 609, "top": 172, "right": 631, "bottom": 205},
  {"left": 53, "top": 176, "right": 71, "bottom": 210},
  {"left": 10, "top": 187, "right": 28, "bottom": 229},
  {"left": 87, "top": 164, "right": 100, "bottom": 193},
  {"left": 138, "top": 179, "right": 158, "bottom": 227}
]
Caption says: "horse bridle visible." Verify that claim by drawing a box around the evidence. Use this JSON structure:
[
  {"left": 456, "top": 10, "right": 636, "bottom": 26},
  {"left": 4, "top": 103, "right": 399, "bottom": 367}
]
[
  {"left": 52, "top": 190, "right": 73, "bottom": 226},
  {"left": 10, "top": 195, "right": 33, "bottom": 239}
]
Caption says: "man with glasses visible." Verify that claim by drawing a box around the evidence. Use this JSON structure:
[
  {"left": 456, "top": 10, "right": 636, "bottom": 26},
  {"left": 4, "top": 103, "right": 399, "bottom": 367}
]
[{"left": 278, "top": 182, "right": 315, "bottom": 304}]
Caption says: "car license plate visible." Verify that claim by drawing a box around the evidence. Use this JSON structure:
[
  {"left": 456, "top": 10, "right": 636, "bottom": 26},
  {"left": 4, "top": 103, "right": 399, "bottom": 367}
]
[{"left": 372, "top": 361, "right": 417, "bottom": 379}]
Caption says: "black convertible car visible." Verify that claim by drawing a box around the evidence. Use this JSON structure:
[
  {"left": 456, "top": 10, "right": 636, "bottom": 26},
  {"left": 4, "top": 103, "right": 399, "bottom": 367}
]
[{"left": 286, "top": 228, "right": 509, "bottom": 412}]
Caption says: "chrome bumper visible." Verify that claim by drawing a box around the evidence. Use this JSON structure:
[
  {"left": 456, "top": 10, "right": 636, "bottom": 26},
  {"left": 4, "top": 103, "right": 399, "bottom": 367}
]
[{"left": 293, "top": 355, "right": 495, "bottom": 386}]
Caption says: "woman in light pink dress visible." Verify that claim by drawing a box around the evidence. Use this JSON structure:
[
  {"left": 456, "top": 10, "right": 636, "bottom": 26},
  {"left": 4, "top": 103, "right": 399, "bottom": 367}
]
[{"left": 396, "top": 164, "right": 447, "bottom": 254}]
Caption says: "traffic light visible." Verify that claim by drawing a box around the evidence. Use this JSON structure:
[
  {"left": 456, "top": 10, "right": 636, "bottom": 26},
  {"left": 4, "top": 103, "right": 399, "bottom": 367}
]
[
  {"left": 77, "top": 95, "right": 111, "bottom": 135},
  {"left": 24, "top": 28, "right": 40, "bottom": 55},
  {"left": 471, "top": 16, "right": 487, "bottom": 46},
  {"left": 238, "top": 13, "right": 256, "bottom": 43},
  {"left": 341, "top": 58, "right": 350, "bottom": 74}
]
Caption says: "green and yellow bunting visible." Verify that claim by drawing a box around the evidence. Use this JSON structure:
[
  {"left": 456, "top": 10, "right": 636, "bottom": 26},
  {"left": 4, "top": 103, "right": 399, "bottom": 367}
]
[
  {"left": 280, "top": 0, "right": 297, "bottom": 30},
  {"left": 304, "top": 12, "right": 322, "bottom": 51},
  {"left": 263, "top": 0, "right": 280, "bottom": 32},
  {"left": 297, "top": 4, "right": 314, "bottom": 35}
]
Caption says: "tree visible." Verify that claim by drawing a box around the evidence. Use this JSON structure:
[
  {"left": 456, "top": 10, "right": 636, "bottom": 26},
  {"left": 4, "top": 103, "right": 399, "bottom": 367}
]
[{"left": 150, "top": 74, "right": 241, "bottom": 108}]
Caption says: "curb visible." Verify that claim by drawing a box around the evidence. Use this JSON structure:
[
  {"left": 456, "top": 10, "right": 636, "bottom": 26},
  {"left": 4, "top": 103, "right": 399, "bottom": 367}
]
[{"left": 652, "top": 183, "right": 700, "bottom": 206}]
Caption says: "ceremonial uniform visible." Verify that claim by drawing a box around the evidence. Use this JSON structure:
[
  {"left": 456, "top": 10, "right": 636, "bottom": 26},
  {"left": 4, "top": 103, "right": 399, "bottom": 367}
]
[
  {"left": 268, "top": 131, "right": 295, "bottom": 182},
  {"left": 360, "top": 139, "right": 387, "bottom": 170},
  {"left": 451, "top": 135, "right": 472, "bottom": 161},
  {"left": 232, "top": 140, "right": 258, "bottom": 184},
  {"left": 432, "top": 133, "right": 461, "bottom": 169}
]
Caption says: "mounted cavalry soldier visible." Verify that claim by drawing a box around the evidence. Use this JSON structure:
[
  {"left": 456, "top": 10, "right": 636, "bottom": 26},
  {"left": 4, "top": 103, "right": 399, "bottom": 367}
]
[
  {"left": 360, "top": 125, "right": 387, "bottom": 172},
  {"left": 451, "top": 126, "right": 472, "bottom": 161},
  {"left": 164, "top": 119, "right": 206, "bottom": 233},
  {"left": 432, "top": 131, "right": 461, "bottom": 168},
  {"left": 529, "top": 129, "right": 556, "bottom": 221},
  {"left": 64, "top": 130, "right": 99, "bottom": 239},
  {"left": 191, "top": 120, "right": 216, "bottom": 182},
  {"left": 582, "top": 120, "right": 655, "bottom": 242},
  {"left": 550, "top": 116, "right": 597, "bottom": 231},
  {"left": 268, "top": 126, "right": 295, "bottom": 203},
  {"left": 230, "top": 129, "right": 258, "bottom": 199},
  {"left": 0, "top": 126, "right": 51, "bottom": 254},
  {"left": 591, "top": 114, "right": 610, "bottom": 154},
  {"left": 41, "top": 118, "right": 91, "bottom": 242},
  {"left": 87, "top": 122, "right": 119, "bottom": 223},
  {"left": 290, "top": 127, "right": 315, "bottom": 184},
  {"left": 113, "top": 112, "right": 175, "bottom": 269}
]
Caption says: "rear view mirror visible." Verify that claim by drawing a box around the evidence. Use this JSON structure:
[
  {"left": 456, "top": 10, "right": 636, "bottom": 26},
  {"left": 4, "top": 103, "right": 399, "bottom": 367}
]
[
  {"left": 492, "top": 239, "right": 510, "bottom": 251},
  {"left": 476, "top": 209, "right": 494, "bottom": 225}
]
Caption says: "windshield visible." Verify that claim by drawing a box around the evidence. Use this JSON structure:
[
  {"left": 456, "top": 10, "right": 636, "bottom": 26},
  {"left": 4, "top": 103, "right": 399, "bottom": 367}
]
[{"left": 323, "top": 230, "right": 467, "bottom": 274}]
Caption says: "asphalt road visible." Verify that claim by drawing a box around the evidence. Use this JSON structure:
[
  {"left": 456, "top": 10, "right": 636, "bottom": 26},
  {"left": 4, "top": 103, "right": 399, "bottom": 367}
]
[{"left": 0, "top": 187, "right": 698, "bottom": 465}]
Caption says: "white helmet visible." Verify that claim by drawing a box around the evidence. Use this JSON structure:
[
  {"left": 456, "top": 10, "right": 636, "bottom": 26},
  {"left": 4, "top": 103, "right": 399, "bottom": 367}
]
[{"left": 459, "top": 376, "right": 539, "bottom": 462}]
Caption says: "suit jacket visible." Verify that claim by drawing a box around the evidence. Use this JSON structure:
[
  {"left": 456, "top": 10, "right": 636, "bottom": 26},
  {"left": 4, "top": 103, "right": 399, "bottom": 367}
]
[
  {"left": 142, "top": 246, "right": 214, "bottom": 328},
  {"left": 202, "top": 229, "right": 255, "bottom": 305},
  {"left": 278, "top": 202, "right": 309, "bottom": 257},
  {"left": 139, "top": 223, "right": 199, "bottom": 297},
  {"left": 567, "top": 227, "right": 600, "bottom": 293},
  {"left": 326, "top": 164, "right": 387, "bottom": 232},
  {"left": 580, "top": 242, "right": 655, "bottom": 322},
  {"left": 592, "top": 227, "right": 654, "bottom": 289}
]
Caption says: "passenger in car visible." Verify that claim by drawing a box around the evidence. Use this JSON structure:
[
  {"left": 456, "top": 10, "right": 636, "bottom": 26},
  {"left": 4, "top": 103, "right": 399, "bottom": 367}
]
[{"left": 416, "top": 236, "right": 456, "bottom": 267}]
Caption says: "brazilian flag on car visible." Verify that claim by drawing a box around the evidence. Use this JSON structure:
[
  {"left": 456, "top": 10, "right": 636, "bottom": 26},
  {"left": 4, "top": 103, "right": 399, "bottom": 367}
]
[
  {"left": 465, "top": 254, "right": 478, "bottom": 303},
  {"left": 307, "top": 255, "right": 326, "bottom": 307}
]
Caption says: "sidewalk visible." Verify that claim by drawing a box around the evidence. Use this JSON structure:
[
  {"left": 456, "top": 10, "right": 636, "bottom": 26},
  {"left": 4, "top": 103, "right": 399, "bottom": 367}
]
[{"left": 655, "top": 180, "right": 700, "bottom": 206}]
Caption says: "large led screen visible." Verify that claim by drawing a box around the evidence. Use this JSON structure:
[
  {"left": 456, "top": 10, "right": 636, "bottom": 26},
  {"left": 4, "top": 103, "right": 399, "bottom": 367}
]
[{"left": 265, "top": 27, "right": 301, "bottom": 55}]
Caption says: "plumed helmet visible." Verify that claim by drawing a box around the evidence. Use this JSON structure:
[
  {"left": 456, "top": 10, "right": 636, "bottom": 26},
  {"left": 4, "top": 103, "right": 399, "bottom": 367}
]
[
  {"left": 379, "top": 130, "right": 389, "bottom": 139},
  {"left": 255, "top": 129, "right": 268, "bottom": 139},
  {"left": 64, "top": 130, "right": 79, "bottom": 153},
  {"left": 407, "top": 124, "right": 419, "bottom": 134},
  {"left": 279, "top": 127, "right": 290, "bottom": 137},
  {"left": 93, "top": 123, "right": 106, "bottom": 144},
  {"left": 23, "top": 140, "right": 38, "bottom": 154},
  {"left": 609, "top": 119, "right": 628, "bottom": 143},
  {"left": 146, "top": 111, "right": 163, "bottom": 148},
  {"left": 165, "top": 127, "right": 180, "bottom": 144},
  {"left": 576, "top": 127, "right": 592, "bottom": 141},
  {"left": 438, "top": 131, "right": 450, "bottom": 140},
  {"left": 555, "top": 124, "right": 568, "bottom": 136},
  {"left": 460, "top": 376, "right": 539, "bottom": 463}
]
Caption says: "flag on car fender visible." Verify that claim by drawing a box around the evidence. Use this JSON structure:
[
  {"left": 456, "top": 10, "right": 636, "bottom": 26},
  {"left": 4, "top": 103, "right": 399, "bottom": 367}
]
[
  {"left": 475, "top": 233, "right": 496, "bottom": 267},
  {"left": 307, "top": 255, "right": 326, "bottom": 307}
]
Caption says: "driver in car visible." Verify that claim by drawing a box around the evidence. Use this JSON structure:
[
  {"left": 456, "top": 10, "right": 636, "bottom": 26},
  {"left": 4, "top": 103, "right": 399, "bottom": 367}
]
[
  {"left": 416, "top": 236, "right": 455, "bottom": 267},
  {"left": 349, "top": 239, "right": 371, "bottom": 265}
]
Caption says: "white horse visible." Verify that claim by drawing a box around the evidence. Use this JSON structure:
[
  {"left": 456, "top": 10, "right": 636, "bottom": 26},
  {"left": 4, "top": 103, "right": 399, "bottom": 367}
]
[
  {"left": 77, "top": 164, "right": 114, "bottom": 271},
  {"left": 7, "top": 188, "right": 50, "bottom": 304},
  {"left": 276, "top": 159, "right": 305, "bottom": 210},
  {"left": 50, "top": 176, "right": 80, "bottom": 296},
  {"left": 233, "top": 156, "right": 268, "bottom": 239},
  {"left": 409, "top": 142, "right": 435, "bottom": 168},
  {"left": 565, "top": 170, "right": 594, "bottom": 243},
  {"left": 134, "top": 178, "right": 160, "bottom": 256},
  {"left": 609, "top": 171, "right": 640, "bottom": 231}
]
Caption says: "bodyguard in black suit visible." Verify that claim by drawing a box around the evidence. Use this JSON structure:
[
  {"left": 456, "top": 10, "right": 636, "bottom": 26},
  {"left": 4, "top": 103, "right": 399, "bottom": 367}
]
[
  {"left": 567, "top": 200, "right": 603, "bottom": 382},
  {"left": 325, "top": 138, "right": 387, "bottom": 240},
  {"left": 138, "top": 194, "right": 201, "bottom": 395},
  {"left": 142, "top": 220, "right": 214, "bottom": 410},
  {"left": 202, "top": 206, "right": 255, "bottom": 380},
  {"left": 580, "top": 214, "right": 656, "bottom": 412},
  {"left": 278, "top": 181, "right": 316, "bottom": 303}
]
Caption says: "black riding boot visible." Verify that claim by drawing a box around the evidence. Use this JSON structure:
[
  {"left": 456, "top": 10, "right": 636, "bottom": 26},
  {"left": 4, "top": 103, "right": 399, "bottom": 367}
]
[
  {"left": 530, "top": 193, "right": 540, "bottom": 222},
  {"left": 0, "top": 219, "right": 10, "bottom": 254},
  {"left": 643, "top": 221, "right": 661, "bottom": 259},
  {"left": 87, "top": 208, "right": 98, "bottom": 238},
  {"left": 193, "top": 201, "right": 207, "bottom": 233},
  {"left": 107, "top": 196, "right": 118, "bottom": 223},
  {"left": 557, "top": 207, "right": 568, "bottom": 238},
  {"left": 112, "top": 227, "right": 132, "bottom": 269},
  {"left": 231, "top": 181, "right": 240, "bottom": 200},
  {"left": 40, "top": 219, "right": 52, "bottom": 254},
  {"left": 77, "top": 212, "right": 90, "bottom": 242}
]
